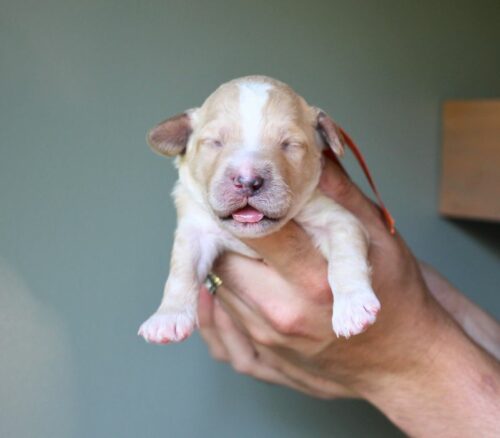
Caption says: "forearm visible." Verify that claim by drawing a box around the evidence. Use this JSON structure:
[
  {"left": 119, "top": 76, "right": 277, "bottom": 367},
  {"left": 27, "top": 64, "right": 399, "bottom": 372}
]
[
  {"left": 200, "top": 153, "right": 500, "bottom": 435},
  {"left": 420, "top": 261, "right": 500, "bottom": 360},
  {"left": 353, "top": 300, "right": 500, "bottom": 437}
]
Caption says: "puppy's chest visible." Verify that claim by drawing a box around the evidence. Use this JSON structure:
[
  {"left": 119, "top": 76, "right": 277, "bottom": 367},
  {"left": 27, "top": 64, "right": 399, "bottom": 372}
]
[{"left": 178, "top": 203, "right": 260, "bottom": 260}]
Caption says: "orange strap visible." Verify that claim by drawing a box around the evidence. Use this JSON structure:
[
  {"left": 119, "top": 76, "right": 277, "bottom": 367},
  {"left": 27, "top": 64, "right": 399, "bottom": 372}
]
[{"left": 324, "top": 129, "right": 396, "bottom": 234}]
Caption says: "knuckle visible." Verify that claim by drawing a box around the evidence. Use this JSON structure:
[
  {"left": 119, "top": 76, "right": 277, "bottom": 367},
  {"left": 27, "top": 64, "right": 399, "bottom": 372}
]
[
  {"left": 209, "top": 347, "right": 228, "bottom": 362},
  {"left": 232, "top": 356, "right": 255, "bottom": 374},
  {"left": 272, "top": 318, "right": 299, "bottom": 336},
  {"left": 249, "top": 328, "right": 279, "bottom": 347},
  {"left": 266, "top": 306, "right": 304, "bottom": 336},
  {"left": 212, "top": 352, "right": 228, "bottom": 363}
]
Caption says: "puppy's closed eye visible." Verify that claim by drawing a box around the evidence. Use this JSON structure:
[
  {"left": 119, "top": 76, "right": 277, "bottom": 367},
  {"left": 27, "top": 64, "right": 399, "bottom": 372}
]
[
  {"left": 281, "top": 140, "right": 304, "bottom": 150},
  {"left": 200, "top": 138, "right": 224, "bottom": 148}
]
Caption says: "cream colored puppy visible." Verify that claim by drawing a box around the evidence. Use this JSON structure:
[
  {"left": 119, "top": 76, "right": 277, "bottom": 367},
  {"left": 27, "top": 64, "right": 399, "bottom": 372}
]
[{"left": 138, "top": 75, "right": 381, "bottom": 343}]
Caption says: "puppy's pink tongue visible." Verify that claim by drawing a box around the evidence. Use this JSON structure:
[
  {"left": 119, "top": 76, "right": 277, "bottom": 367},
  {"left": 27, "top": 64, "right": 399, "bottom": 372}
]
[{"left": 232, "top": 206, "right": 264, "bottom": 223}]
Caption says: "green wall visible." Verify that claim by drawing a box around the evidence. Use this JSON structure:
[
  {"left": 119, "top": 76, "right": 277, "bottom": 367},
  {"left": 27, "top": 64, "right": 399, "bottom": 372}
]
[{"left": 1, "top": 1, "right": 499, "bottom": 437}]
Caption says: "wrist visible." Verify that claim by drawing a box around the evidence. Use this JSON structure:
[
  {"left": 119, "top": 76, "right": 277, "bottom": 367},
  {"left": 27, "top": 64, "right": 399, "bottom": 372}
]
[{"left": 352, "top": 303, "right": 500, "bottom": 436}]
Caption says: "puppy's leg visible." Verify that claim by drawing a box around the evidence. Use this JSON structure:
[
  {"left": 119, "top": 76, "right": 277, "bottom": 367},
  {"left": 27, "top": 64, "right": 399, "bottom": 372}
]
[
  {"left": 326, "top": 219, "right": 380, "bottom": 338},
  {"left": 298, "top": 193, "right": 380, "bottom": 338},
  {"left": 138, "top": 224, "right": 220, "bottom": 344}
]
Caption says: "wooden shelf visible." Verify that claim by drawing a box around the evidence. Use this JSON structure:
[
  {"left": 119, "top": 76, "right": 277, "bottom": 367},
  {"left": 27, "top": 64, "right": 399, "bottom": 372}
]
[{"left": 439, "top": 100, "right": 500, "bottom": 222}]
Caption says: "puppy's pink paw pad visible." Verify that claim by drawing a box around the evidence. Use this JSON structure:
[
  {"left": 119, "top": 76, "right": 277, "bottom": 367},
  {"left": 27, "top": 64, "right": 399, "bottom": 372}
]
[
  {"left": 332, "top": 288, "right": 381, "bottom": 338},
  {"left": 138, "top": 309, "right": 196, "bottom": 344},
  {"left": 366, "top": 306, "right": 380, "bottom": 316}
]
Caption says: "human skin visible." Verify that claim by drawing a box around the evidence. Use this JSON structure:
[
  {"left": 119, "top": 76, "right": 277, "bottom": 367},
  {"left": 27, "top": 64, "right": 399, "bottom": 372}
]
[{"left": 197, "top": 157, "right": 500, "bottom": 437}]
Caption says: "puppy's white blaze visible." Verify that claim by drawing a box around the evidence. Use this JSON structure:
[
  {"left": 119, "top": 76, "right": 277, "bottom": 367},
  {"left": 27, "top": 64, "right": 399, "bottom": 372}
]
[
  {"left": 228, "top": 150, "right": 262, "bottom": 179},
  {"left": 238, "top": 82, "right": 272, "bottom": 150}
]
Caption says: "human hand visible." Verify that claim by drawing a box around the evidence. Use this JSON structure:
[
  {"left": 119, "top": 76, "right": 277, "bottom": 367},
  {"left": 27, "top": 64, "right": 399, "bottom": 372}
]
[
  {"left": 198, "top": 156, "right": 500, "bottom": 435},
  {"left": 198, "top": 156, "right": 435, "bottom": 397}
]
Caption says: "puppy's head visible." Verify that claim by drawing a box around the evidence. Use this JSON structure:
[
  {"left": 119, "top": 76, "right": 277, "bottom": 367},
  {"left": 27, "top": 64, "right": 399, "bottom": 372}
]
[{"left": 148, "top": 76, "right": 346, "bottom": 237}]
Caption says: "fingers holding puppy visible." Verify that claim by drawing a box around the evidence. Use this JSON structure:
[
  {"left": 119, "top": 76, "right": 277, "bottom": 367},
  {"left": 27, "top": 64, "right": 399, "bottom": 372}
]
[
  {"left": 199, "top": 286, "right": 353, "bottom": 399},
  {"left": 197, "top": 287, "right": 229, "bottom": 361},
  {"left": 212, "top": 252, "right": 333, "bottom": 337},
  {"left": 199, "top": 287, "right": 310, "bottom": 386}
]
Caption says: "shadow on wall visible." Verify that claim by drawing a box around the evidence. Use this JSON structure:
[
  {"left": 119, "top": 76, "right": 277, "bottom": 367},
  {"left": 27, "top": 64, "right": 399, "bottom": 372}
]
[
  {"left": 0, "top": 260, "right": 77, "bottom": 438},
  {"left": 449, "top": 220, "right": 500, "bottom": 258}
]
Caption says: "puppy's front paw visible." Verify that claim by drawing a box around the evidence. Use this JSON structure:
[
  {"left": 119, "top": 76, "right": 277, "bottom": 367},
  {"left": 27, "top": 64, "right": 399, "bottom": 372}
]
[
  {"left": 138, "top": 307, "right": 197, "bottom": 344},
  {"left": 332, "top": 288, "right": 380, "bottom": 338}
]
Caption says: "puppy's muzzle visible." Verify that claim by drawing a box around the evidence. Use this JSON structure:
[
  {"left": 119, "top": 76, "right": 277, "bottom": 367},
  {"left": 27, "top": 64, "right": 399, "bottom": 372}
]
[{"left": 209, "top": 163, "right": 291, "bottom": 221}]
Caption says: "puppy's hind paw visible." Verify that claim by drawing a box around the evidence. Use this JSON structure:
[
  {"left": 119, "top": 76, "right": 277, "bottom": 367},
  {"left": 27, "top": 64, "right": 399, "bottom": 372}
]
[
  {"left": 138, "top": 307, "right": 197, "bottom": 344},
  {"left": 332, "top": 289, "right": 380, "bottom": 338}
]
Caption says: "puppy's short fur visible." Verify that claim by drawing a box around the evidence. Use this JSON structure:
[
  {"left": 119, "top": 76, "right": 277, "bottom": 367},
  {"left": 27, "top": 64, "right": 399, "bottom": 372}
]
[{"left": 138, "top": 76, "right": 380, "bottom": 343}]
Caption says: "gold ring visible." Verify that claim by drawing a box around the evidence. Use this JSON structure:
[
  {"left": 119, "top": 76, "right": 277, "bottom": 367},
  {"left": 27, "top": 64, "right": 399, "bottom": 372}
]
[{"left": 204, "top": 272, "right": 223, "bottom": 295}]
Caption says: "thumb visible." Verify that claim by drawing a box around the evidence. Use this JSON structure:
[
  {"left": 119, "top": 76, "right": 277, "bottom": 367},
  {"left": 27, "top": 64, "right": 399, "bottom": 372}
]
[
  {"left": 242, "top": 221, "right": 328, "bottom": 291},
  {"left": 319, "top": 156, "right": 391, "bottom": 238}
]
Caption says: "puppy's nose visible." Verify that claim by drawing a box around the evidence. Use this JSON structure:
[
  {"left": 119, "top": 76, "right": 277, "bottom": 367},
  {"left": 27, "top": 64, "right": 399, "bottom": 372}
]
[{"left": 233, "top": 175, "right": 264, "bottom": 195}]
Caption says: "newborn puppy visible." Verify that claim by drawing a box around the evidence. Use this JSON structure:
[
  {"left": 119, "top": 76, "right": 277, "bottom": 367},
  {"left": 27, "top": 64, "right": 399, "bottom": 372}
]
[{"left": 138, "top": 75, "right": 381, "bottom": 343}]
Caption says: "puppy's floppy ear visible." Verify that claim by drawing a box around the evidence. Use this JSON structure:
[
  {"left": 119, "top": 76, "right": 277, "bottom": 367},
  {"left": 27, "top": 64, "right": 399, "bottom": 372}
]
[
  {"left": 313, "top": 107, "right": 396, "bottom": 234},
  {"left": 147, "top": 108, "right": 197, "bottom": 157},
  {"left": 314, "top": 108, "right": 346, "bottom": 157}
]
